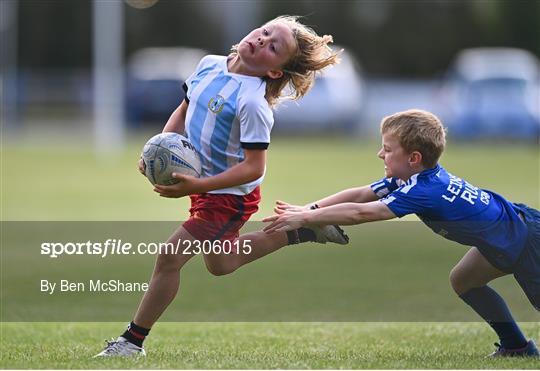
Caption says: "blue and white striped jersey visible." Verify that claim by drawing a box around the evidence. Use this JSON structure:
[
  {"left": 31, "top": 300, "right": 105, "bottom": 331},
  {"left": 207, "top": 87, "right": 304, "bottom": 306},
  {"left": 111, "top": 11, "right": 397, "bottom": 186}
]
[
  {"left": 370, "top": 164, "right": 528, "bottom": 271},
  {"left": 183, "top": 55, "right": 274, "bottom": 195}
]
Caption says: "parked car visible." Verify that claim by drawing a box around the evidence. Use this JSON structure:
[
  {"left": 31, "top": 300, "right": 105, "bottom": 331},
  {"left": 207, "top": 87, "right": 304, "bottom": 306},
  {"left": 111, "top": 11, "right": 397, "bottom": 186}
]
[
  {"left": 439, "top": 47, "right": 540, "bottom": 141},
  {"left": 126, "top": 47, "right": 208, "bottom": 126},
  {"left": 273, "top": 48, "right": 364, "bottom": 133}
]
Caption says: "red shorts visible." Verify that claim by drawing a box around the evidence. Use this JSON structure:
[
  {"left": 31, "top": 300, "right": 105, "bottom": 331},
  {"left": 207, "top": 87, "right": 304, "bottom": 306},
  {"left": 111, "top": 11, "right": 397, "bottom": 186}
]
[{"left": 182, "top": 186, "right": 260, "bottom": 241}]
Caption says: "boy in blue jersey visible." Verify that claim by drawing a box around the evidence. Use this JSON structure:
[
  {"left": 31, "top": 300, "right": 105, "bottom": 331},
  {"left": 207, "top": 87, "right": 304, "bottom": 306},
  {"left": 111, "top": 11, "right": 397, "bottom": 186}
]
[{"left": 264, "top": 109, "right": 539, "bottom": 357}]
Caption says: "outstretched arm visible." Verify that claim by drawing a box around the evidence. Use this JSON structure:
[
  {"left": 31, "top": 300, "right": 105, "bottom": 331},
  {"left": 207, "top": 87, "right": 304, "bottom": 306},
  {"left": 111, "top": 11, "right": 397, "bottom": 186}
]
[
  {"left": 274, "top": 185, "right": 379, "bottom": 214},
  {"left": 263, "top": 200, "right": 396, "bottom": 233},
  {"left": 313, "top": 185, "right": 378, "bottom": 206}
]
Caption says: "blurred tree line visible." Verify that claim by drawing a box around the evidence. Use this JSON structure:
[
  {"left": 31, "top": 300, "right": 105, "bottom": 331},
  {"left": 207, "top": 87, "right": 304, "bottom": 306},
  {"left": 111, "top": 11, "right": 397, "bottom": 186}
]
[{"left": 18, "top": 0, "right": 540, "bottom": 76}]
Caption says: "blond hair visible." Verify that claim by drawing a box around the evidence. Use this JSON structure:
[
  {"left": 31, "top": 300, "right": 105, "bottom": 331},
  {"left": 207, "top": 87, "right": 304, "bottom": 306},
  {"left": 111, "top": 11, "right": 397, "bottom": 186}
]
[
  {"left": 381, "top": 109, "right": 446, "bottom": 168},
  {"left": 231, "top": 15, "right": 340, "bottom": 107}
]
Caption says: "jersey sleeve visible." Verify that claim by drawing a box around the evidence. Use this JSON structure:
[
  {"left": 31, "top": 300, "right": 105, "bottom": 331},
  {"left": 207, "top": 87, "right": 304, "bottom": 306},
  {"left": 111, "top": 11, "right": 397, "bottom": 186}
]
[
  {"left": 370, "top": 177, "right": 403, "bottom": 198},
  {"left": 378, "top": 176, "right": 432, "bottom": 218},
  {"left": 183, "top": 55, "right": 218, "bottom": 103},
  {"left": 237, "top": 93, "right": 274, "bottom": 150}
]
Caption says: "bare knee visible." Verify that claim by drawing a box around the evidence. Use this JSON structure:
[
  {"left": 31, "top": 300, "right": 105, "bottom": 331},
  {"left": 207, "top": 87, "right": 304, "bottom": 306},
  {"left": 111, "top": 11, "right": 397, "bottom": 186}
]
[
  {"left": 449, "top": 266, "right": 491, "bottom": 295},
  {"left": 204, "top": 256, "right": 239, "bottom": 276},
  {"left": 210, "top": 268, "right": 229, "bottom": 276},
  {"left": 449, "top": 266, "right": 470, "bottom": 295},
  {"left": 206, "top": 264, "right": 234, "bottom": 276},
  {"left": 449, "top": 248, "right": 507, "bottom": 295}
]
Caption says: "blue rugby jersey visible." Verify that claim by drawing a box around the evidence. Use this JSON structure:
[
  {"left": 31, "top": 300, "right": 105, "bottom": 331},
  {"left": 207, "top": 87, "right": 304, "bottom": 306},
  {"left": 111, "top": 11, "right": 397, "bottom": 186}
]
[
  {"left": 183, "top": 55, "right": 274, "bottom": 195},
  {"left": 370, "top": 165, "right": 528, "bottom": 271}
]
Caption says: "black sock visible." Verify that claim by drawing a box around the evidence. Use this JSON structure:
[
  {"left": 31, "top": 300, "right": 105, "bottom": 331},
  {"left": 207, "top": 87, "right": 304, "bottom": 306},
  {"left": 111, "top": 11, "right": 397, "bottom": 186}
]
[
  {"left": 297, "top": 227, "right": 316, "bottom": 242},
  {"left": 459, "top": 286, "right": 527, "bottom": 349},
  {"left": 286, "top": 230, "right": 300, "bottom": 244},
  {"left": 121, "top": 321, "right": 150, "bottom": 347},
  {"left": 286, "top": 228, "right": 316, "bottom": 245}
]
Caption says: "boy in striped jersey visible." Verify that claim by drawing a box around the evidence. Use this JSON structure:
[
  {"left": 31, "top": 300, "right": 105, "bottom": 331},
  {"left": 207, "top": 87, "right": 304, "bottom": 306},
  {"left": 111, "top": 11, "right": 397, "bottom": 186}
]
[
  {"left": 96, "top": 16, "right": 348, "bottom": 357},
  {"left": 264, "top": 109, "right": 539, "bottom": 357}
]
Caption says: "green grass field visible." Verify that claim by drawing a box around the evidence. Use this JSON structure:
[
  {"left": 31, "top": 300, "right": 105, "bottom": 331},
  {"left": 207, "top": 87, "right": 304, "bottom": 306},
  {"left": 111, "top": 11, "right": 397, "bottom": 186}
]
[
  {"left": 1, "top": 136, "right": 539, "bottom": 368},
  {"left": 1, "top": 322, "right": 539, "bottom": 369}
]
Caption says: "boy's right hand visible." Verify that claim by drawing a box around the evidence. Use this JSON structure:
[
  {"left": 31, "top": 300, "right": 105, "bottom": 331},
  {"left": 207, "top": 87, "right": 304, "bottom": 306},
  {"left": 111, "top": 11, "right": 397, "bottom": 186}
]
[
  {"left": 137, "top": 158, "right": 146, "bottom": 175},
  {"left": 274, "top": 200, "right": 311, "bottom": 214}
]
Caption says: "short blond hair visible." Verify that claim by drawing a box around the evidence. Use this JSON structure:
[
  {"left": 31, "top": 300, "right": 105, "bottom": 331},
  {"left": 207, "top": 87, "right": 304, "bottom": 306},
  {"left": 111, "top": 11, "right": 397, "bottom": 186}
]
[
  {"left": 381, "top": 109, "right": 446, "bottom": 168},
  {"left": 231, "top": 15, "right": 340, "bottom": 107}
]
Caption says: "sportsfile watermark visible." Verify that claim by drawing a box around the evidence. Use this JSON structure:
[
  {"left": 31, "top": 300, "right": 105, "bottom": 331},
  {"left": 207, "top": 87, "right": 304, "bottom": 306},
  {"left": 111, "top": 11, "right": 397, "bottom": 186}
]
[
  {"left": 41, "top": 238, "right": 254, "bottom": 258},
  {"left": 1, "top": 221, "right": 537, "bottom": 322}
]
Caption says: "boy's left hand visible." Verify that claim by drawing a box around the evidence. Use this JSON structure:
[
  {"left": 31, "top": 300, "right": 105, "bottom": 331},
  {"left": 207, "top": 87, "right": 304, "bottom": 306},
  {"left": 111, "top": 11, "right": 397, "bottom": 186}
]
[
  {"left": 262, "top": 211, "right": 308, "bottom": 233},
  {"left": 153, "top": 173, "right": 203, "bottom": 198},
  {"left": 274, "top": 200, "right": 310, "bottom": 214}
]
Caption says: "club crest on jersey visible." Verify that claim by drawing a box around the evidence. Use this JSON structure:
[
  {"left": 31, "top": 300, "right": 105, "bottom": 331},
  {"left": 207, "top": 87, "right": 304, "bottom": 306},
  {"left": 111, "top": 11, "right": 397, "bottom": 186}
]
[{"left": 208, "top": 95, "right": 225, "bottom": 114}]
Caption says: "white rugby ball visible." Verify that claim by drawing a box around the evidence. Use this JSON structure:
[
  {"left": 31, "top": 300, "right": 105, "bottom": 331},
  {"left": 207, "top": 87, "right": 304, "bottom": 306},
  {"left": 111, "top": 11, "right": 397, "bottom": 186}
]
[{"left": 141, "top": 133, "right": 202, "bottom": 185}]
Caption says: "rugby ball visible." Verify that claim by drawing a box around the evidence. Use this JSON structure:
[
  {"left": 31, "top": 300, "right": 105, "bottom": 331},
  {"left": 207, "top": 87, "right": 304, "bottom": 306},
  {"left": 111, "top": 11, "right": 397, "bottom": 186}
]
[{"left": 141, "top": 133, "right": 202, "bottom": 185}]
